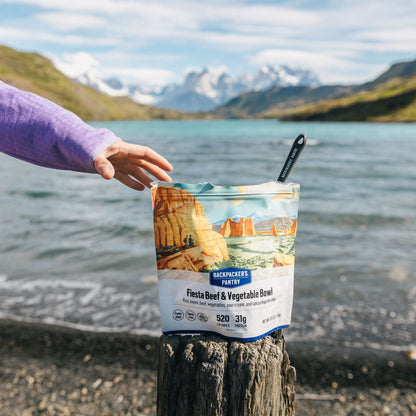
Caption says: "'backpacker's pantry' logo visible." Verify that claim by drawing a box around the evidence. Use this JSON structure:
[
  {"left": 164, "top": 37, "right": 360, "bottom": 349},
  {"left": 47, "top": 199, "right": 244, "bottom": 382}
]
[{"left": 209, "top": 267, "right": 252, "bottom": 288}]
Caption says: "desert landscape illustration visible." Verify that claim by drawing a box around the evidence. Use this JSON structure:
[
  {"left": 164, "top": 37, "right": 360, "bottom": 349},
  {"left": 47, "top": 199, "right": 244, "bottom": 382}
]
[{"left": 152, "top": 186, "right": 297, "bottom": 273}]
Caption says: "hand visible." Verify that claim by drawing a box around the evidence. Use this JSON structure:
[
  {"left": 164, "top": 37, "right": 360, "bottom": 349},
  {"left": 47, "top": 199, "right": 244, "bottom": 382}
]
[{"left": 94, "top": 140, "right": 173, "bottom": 190}]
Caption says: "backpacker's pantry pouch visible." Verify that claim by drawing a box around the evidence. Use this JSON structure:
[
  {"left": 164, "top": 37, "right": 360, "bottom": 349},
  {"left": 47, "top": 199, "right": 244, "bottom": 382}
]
[{"left": 152, "top": 181, "right": 300, "bottom": 341}]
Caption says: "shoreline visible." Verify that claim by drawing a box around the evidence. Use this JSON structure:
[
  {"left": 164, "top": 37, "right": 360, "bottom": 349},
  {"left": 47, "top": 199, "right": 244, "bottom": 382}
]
[{"left": 1, "top": 319, "right": 415, "bottom": 415}]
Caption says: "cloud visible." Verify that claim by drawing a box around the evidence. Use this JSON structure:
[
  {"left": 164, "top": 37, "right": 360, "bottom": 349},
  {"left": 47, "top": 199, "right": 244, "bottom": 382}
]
[
  {"left": 104, "top": 67, "right": 176, "bottom": 87},
  {"left": 0, "top": 25, "right": 117, "bottom": 47},
  {"left": 183, "top": 65, "right": 229, "bottom": 77},
  {"left": 251, "top": 49, "right": 341, "bottom": 69},
  {"left": 1, "top": 0, "right": 415, "bottom": 85},
  {"left": 353, "top": 28, "right": 416, "bottom": 52},
  {"left": 51, "top": 51, "right": 176, "bottom": 87},
  {"left": 52, "top": 52, "right": 100, "bottom": 78},
  {"left": 193, "top": 3, "right": 318, "bottom": 28},
  {"left": 36, "top": 12, "right": 107, "bottom": 30}
]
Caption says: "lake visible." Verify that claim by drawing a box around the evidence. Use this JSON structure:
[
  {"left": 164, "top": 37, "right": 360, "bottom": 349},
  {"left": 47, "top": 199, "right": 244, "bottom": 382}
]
[{"left": 0, "top": 120, "right": 415, "bottom": 353}]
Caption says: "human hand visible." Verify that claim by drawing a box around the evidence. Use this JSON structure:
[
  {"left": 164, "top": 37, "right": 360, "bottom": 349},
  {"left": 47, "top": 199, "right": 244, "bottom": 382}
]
[{"left": 94, "top": 140, "right": 173, "bottom": 190}]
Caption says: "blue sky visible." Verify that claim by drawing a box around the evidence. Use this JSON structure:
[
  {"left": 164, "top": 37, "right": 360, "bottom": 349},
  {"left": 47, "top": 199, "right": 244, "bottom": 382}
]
[{"left": 1, "top": 0, "right": 415, "bottom": 88}]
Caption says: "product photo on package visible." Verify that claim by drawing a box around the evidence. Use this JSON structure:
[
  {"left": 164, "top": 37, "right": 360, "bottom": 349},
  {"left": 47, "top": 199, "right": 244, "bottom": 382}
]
[{"left": 152, "top": 181, "right": 300, "bottom": 341}]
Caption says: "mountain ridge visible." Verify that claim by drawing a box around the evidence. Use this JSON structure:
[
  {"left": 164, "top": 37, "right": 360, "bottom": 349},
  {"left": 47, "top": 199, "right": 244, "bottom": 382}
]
[
  {"left": 71, "top": 64, "right": 320, "bottom": 113},
  {"left": 2, "top": 45, "right": 416, "bottom": 122},
  {"left": 277, "top": 71, "right": 416, "bottom": 122}
]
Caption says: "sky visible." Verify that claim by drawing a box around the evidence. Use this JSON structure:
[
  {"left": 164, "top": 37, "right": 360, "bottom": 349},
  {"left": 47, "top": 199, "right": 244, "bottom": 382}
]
[{"left": 0, "top": 0, "right": 415, "bottom": 88}]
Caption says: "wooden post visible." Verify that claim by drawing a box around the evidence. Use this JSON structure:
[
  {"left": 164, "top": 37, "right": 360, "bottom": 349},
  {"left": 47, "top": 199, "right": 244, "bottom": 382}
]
[{"left": 157, "top": 330, "right": 296, "bottom": 416}]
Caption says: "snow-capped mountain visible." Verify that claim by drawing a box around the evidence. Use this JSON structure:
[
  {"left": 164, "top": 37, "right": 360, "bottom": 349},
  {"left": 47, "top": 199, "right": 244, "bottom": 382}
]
[
  {"left": 64, "top": 63, "right": 320, "bottom": 112},
  {"left": 251, "top": 65, "right": 320, "bottom": 91},
  {"left": 140, "top": 65, "right": 320, "bottom": 112}
]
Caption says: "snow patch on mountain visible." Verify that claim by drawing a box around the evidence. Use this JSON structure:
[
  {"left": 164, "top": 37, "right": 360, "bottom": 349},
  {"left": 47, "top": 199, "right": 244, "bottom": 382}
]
[{"left": 252, "top": 65, "right": 319, "bottom": 90}]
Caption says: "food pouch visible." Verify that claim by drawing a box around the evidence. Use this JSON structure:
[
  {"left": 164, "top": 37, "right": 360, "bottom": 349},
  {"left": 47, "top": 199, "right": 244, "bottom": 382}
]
[{"left": 152, "top": 181, "right": 300, "bottom": 341}]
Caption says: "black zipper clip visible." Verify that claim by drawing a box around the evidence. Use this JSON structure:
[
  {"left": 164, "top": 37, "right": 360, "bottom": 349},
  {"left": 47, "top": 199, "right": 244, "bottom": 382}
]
[{"left": 277, "top": 134, "right": 307, "bottom": 183}]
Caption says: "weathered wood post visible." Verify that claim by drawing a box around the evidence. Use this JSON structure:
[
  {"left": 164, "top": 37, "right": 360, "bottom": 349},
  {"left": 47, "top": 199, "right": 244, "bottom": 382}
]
[{"left": 157, "top": 330, "right": 296, "bottom": 416}]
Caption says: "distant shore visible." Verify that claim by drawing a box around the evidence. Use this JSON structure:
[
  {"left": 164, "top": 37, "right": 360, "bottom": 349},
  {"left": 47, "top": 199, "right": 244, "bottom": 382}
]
[{"left": 1, "top": 319, "right": 415, "bottom": 415}]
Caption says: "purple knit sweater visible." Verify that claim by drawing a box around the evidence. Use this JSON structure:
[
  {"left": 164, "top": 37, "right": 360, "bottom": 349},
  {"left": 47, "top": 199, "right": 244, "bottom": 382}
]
[{"left": 0, "top": 81, "right": 119, "bottom": 173}]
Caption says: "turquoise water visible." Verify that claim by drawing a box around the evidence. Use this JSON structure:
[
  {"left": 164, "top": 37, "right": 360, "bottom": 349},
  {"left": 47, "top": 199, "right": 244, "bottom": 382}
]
[{"left": 0, "top": 120, "right": 415, "bottom": 352}]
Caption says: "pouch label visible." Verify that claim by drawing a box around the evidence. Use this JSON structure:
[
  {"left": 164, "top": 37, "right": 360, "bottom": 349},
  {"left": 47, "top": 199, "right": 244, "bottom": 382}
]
[{"left": 209, "top": 267, "right": 252, "bottom": 288}]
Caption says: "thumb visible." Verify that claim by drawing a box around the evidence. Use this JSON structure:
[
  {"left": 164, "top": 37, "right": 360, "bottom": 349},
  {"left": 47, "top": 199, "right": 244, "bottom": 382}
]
[{"left": 94, "top": 155, "right": 115, "bottom": 180}]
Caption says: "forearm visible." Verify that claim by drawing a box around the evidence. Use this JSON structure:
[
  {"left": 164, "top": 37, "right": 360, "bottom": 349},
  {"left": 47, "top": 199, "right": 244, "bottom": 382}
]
[{"left": 0, "top": 81, "right": 118, "bottom": 173}]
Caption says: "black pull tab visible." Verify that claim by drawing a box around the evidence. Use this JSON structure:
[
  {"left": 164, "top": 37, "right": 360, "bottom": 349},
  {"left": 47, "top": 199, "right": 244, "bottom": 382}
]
[{"left": 277, "top": 134, "right": 307, "bottom": 182}]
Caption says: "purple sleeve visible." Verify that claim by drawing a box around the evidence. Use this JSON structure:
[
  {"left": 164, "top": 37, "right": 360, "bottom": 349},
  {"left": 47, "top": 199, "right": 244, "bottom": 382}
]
[{"left": 0, "top": 81, "right": 119, "bottom": 173}]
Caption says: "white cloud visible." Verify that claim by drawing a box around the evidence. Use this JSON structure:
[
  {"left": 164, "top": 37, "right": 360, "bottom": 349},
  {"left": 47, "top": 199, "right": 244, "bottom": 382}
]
[
  {"left": 0, "top": 0, "right": 125, "bottom": 12},
  {"left": 353, "top": 28, "right": 416, "bottom": 53},
  {"left": 52, "top": 52, "right": 100, "bottom": 78},
  {"left": 193, "top": 3, "right": 318, "bottom": 27},
  {"left": 50, "top": 51, "right": 175, "bottom": 87},
  {"left": 0, "top": 25, "right": 117, "bottom": 47},
  {"left": 36, "top": 12, "right": 107, "bottom": 30},
  {"left": 1, "top": 0, "right": 416, "bottom": 85},
  {"left": 104, "top": 67, "right": 176, "bottom": 88},
  {"left": 251, "top": 49, "right": 340, "bottom": 68},
  {"left": 183, "top": 65, "right": 229, "bottom": 77}
]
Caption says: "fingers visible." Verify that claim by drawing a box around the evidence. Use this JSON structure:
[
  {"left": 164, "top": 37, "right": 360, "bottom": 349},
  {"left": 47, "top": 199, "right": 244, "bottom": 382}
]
[
  {"left": 122, "top": 164, "right": 167, "bottom": 188},
  {"left": 94, "top": 140, "right": 173, "bottom": 191},
  {"left": 132, "top": 159, "right": 172, "bottom": 183},
  {"left": 114, "top": 171, "right": 146, "bottom": 191},
  {"left": 109, "top": 150, "right": 172, "bottom": 186},
  {"left": 94, "top": 154, "right": 115, "bottom": 180},
  {"left": 123, "top": 143, "right": 173, "bottom": 172}
]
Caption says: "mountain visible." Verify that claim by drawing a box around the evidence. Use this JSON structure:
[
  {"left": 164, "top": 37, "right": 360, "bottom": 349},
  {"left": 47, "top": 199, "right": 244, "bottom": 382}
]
[
  {"left": 255, "top": 216, "right": 295, "bottom": 232},
  {"left": 213, "top": 215, "right": 246, "bottom": 225},
  {"left": 250, "top": 65, "right": 319, "bottom": 90},
  {"left": 214, "top": 84, "right": 355, "bottom": 118},
  {"left": 5, "top": 44, "right": 415, "bottom": 122},
  {"left": 361, "top": 59, "right": 416, "bottom": 89},
  {"left": 277, "top": 60, "right": 416, "bottom": 122},
  {"left": 0, "top": 45, "right": 187, "bottom": 121},
  {"left": 215, "top": 58, "right": 416, "bottom": 122},
  {"left": 150, "top": 68, "right": 257, "bottom": 112},
  {"left": 213, "top": 211, "right": 284, "bottom": 227},
  {"left": 212, "top": 214, "right": 295, "bottom": 236},
  {"left": 71, "top": 65, "right": 320, "bottom": 113}
]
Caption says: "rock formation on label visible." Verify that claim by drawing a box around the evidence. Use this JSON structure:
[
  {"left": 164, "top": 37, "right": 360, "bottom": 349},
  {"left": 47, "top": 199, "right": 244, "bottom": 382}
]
[
  {"left": 219, "top": 217, "right": 256, "bottom": 237},
  {"left": 273, "top": 253, "right": 295, "bottom": 267},
  {"left": 152, "top": 186, "right": 229, "bottom": 271},
  {"left": 270, "top": 219, "right": 297, "bottom": 236},
  {"left": 217, "top": 216, "right": 297, "bottom": 237}
]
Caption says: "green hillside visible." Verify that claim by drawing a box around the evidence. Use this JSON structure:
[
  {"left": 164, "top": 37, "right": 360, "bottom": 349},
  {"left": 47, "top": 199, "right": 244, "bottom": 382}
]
[
  {"left": 274, "top": 76, "right": 416, "bottom": 122},
  {"left": 214, "top": 84, "right": 356, "bottom": 118},
  {"left": 0, "top": 45, "right": 188, "bottom": 121}
]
